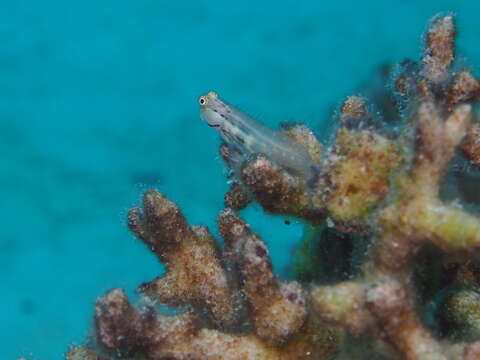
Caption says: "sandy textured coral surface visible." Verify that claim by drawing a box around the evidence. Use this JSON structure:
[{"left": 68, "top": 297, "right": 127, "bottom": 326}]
[{"left": 67, "top": 14, "right": 480, "bottom": 360}]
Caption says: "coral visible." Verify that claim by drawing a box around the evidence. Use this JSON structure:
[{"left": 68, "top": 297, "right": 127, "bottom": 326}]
[
  {"left": 68, "top": 14, "right": 480, "bottom": 360},
  {"left": 128, "top": 190, "right": 236, "bottom": 328}
]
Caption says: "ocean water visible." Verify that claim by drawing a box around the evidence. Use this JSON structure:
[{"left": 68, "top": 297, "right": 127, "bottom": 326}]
[{"left": 2, "top": 1, "right": 480, "bottom": 359}]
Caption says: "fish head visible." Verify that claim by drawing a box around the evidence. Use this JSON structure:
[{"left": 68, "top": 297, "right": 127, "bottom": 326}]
[{"left": 199, "top": 91, "right": 230, "bottom": 130}]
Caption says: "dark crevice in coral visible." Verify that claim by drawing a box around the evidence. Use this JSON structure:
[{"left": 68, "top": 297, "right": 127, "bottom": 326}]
[
  {"left": 316, "top": 227, "right": 356, "bottom": 284},
  {"left": 441, "top": 154, "right": 480, "bottom": 211},
  {"left": 415, "top": 247, "right": 480, "bottom": 341}
]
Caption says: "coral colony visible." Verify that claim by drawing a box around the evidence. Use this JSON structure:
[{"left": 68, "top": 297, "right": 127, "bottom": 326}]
[{"left": 67, "top": 15, "right": 480, "bottom": 360}]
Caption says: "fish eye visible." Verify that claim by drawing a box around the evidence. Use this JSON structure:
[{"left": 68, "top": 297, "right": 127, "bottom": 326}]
[{"left": 199, "top": 96, "right": 207, "bottom": 106}]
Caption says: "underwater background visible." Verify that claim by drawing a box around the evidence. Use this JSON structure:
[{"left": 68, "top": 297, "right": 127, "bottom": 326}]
[{"left": 2, "top": 1, "right": 480, "bottom": 359}]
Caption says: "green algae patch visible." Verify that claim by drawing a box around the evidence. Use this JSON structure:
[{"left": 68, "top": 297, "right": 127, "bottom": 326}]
[{"left": 324, "top": 129, "right": 404, "bottom": 223}]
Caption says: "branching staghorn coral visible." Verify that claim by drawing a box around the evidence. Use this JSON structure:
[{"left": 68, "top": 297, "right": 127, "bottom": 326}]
[{"left": 68, "top": 14, "right": 480, "bottom": 360}]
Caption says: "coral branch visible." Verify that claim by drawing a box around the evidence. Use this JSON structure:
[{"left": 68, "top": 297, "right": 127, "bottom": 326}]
[
  {"left": 239, "top": 231, "right": 307, "bottom": 344},
  {"left": 241, "top": 155, "right": 323, "bottom": 222},
  {"left": 339, "top": 95, "right": 377, "bottom": 129},
  {"left": 220, "top": 209, "right": 308, "bottom": 344},
  {"left": 95, "top": 288, "right": 159, "bottom": 354},
  {"left": 461, "top": 124, "right": 480, "bottom": 169},
  {"left": 128, "top": 190, "right": 236, "bottom": 327},
  {"left": 411, "top": 103, "right": 470, "bottom": 192},
  {"left": 422, "top": 15, "right": 455, "bottom": 83},
  {"left": 94, "top": 289, "right": 279, "bottom": 360},
  {"left": 366, "top": 278, "right": 447, "bottom": 360},
  {"left": 311, "top": 281, "right": 375, "bottom": 336},
  {"left": 446, "top": 70, "right": 480, "bottom": 111},
  {"left": 375, "top": 102, "right": 477, "bottom": 272},
  {"left": 224, "top": 183, "right": 251, "bottom": 211}
]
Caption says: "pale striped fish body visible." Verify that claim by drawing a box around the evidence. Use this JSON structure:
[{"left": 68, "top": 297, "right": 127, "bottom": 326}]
[{"left": 199, "top": 91, "right": 313, "bottom": 179}]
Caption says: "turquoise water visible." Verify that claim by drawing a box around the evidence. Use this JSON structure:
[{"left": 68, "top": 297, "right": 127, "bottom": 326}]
[{"left": 2, "top": 1, "right": 480, "bottom": 359}]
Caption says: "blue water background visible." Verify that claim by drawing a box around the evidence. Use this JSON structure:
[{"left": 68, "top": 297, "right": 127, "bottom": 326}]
[{"left": 2, "top": 1, "right": 480, "bottom": 359}]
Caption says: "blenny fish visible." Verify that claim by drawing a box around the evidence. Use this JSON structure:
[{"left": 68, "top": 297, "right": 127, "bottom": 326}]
[{"left": 199, "top": 91, "right": 315, "bottom": 181}]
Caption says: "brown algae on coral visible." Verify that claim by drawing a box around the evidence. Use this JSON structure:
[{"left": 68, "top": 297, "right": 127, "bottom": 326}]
[{"left": 68, "top": 14, "right": 480, "bottom": 360}]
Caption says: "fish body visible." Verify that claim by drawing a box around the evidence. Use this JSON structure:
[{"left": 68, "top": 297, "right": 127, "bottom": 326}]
[{"left": 199, "top": 91, "right": 314, "bottom": 179}]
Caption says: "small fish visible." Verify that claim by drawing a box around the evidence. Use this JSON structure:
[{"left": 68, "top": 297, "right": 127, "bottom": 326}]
[{"left": 199, "top": 91, "right": 315, "bottom": 180}]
